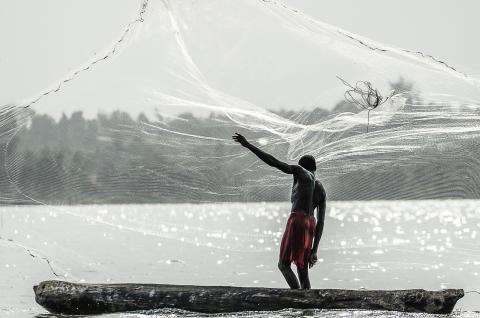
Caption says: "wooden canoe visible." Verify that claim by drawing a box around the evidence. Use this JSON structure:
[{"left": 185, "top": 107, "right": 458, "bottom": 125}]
[{"left": 34, "top": 280, "right": 463, "bottom": 315}]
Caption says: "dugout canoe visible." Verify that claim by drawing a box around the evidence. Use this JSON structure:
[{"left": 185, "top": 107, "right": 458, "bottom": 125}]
[{"left": 34, "top": 280, "right": 463, "bottom": 315}]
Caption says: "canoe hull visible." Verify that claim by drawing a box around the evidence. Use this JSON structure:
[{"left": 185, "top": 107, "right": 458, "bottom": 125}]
[{"left": 34, "top": 280, "right": 464, "bottom": 315}]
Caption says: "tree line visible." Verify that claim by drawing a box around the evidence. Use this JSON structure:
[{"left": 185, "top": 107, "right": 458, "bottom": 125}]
[{"left": 0, "top": 79, "right": 476, "bottom": 205}]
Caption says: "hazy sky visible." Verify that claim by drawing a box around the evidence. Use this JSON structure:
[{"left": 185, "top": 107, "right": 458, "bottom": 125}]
[
  {"left": 1, "top": 0, "right": 478, "bottom": 116},
  {"left": 284, "top": 0, "right": 480, "bottom": 76}
]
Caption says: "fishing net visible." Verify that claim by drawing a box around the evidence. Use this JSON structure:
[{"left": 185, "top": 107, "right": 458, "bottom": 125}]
[
  {"left": 1, "top": 0, "right": 480, "bottom": 311},
  {"left": 2, "top": 0, "right": 480, "bottom": 205}
]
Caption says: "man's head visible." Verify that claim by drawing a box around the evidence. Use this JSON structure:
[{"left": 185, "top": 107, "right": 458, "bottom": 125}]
[{"left": 298, "top": 155, "right": 316, "bottom": 172}]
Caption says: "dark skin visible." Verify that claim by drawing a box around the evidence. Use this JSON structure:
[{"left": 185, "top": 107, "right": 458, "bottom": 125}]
[{"left": 232, "top": 133, "right": 326, "bottom": 289}]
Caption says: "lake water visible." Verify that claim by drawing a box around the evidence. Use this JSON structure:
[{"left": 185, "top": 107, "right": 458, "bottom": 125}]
[{"left": 1, "top": 201, "right": 480, "bottom": 317}]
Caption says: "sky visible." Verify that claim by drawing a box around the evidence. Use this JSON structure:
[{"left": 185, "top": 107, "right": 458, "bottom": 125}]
[
  {"left": 0, "top": 0, "right": 478, "bottom": 118},
  {"left": 283, "top": 0, "right": 480, "bottom": 77}
]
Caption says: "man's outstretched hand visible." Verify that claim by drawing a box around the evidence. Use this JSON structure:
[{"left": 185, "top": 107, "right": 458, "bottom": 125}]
[
  {"left": 232, "top": 133, "right": 249, "bottom": 147},
  {"left": 309, "top": 250, "right": 318, "bottom": 268}
]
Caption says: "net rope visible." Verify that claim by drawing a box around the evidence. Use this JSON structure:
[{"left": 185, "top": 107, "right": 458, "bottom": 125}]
[{"left": 1, "top": 0, "right": 480, "bottom": 287}]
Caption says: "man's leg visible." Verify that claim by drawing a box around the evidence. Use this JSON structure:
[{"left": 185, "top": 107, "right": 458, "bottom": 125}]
[
  {"left": 297, "top": 266, "right": 311, "bottom": 289},
  {"left": 278, "top": 260, "right": 300, "bottom": 289}
]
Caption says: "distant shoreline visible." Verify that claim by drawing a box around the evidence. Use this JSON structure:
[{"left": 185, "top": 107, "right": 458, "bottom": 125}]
[{"left": 1, "top": 198, "right": 477, "bottom": 207}]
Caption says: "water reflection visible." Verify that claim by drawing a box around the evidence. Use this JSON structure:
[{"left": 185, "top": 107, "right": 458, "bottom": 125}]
[{"left": 2, "top": 200, "right": 480, "bottom": 316}]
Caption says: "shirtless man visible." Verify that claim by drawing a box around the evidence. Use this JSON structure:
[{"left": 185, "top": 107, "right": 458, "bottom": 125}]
[{"left": 232, "top": 133, "right": 326, "bottom": 289}]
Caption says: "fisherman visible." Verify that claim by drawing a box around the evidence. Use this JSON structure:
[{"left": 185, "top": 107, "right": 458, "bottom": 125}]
[{"left": 232, "top": 133, "right": 326, "bottom": 289}]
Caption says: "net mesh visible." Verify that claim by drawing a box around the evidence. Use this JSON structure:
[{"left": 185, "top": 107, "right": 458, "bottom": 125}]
[
  {"left": 1, "top": 0, "right": 480, "bottom": 290},
  {"left": 2, "top": 0, "right": 479, "bottom": 205}
]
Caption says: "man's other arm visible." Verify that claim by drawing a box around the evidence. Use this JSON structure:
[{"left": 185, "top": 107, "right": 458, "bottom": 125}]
[
  {"left": 309, "top": 184, "right": 326, "bottom": 267},
  {"left": 312, "top": 197, "right": 325, "bottom": 253}
]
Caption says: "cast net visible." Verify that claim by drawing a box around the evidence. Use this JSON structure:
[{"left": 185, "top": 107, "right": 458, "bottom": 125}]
[
  {"left": 1, "top": 0, "right": 480, "bottom": 301},
  {"left": 3, "top": 0, "right": 480, "bottom": 204}
]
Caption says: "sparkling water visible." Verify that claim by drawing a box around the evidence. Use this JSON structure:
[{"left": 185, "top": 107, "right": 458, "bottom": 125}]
[{"left": 1, "top": 201, "right": 479, "bottom": 317}]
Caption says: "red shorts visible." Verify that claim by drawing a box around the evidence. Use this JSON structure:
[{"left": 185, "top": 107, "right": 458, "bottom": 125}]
[{"left": 279, "top": 211, "right": 316, "bottom": 270}]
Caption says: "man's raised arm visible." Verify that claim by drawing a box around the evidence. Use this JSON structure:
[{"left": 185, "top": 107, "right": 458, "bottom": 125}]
[{"left": 232, "top": 133, "right": 294, "bottom": 174}]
